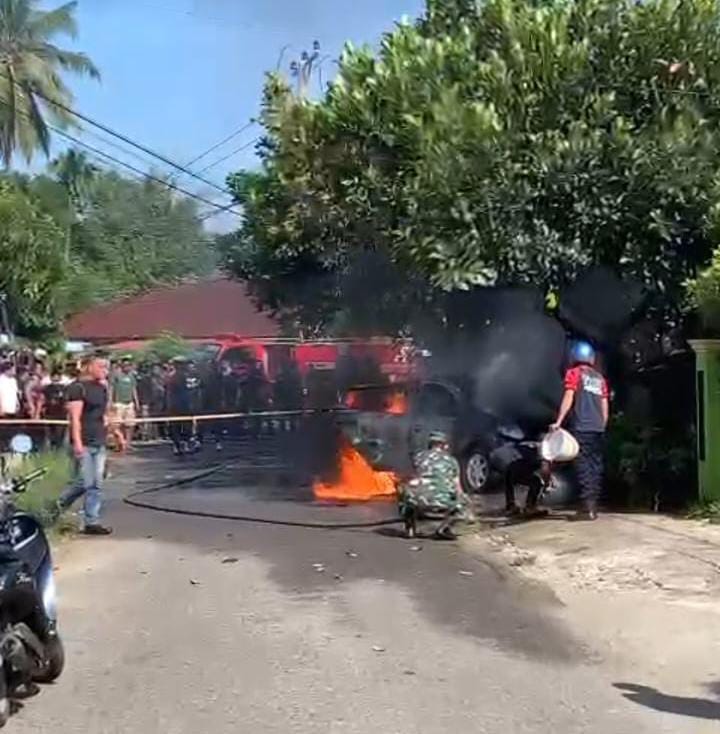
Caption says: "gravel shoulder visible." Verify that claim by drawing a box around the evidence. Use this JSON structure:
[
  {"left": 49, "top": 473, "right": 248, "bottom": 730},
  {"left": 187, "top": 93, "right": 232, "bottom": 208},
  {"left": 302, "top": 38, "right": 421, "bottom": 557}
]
[{"left": 464, "top": 512, "right": 720, "bottom": 707}]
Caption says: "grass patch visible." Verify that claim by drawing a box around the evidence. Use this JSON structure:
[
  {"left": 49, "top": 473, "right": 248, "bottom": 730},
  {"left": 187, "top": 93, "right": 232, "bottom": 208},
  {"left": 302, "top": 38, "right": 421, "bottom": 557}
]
[
  {"left": 9, "top": 451, "right": 72, "bottom": 528},
  {"left": 687, "top": 499, "right": 720, "bottom": 522}
]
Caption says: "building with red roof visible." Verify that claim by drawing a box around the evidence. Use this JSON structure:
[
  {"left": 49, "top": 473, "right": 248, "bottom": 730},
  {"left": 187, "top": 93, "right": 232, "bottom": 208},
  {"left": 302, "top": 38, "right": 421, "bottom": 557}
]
[{"left": 64, "top": 276, "right": 280, "bottom": 346}]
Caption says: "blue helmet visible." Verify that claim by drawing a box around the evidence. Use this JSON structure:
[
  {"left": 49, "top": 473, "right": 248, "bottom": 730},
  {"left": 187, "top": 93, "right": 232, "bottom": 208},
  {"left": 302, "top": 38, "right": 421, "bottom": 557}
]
[{"left": 571, "top": 340, "right": 596, "bottom": 364}]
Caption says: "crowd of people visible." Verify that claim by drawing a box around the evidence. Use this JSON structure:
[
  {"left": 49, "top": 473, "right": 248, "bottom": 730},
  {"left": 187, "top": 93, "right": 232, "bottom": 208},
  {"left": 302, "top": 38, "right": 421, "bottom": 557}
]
[{"left": 0, "top": 349, "right": 312, "bottom": 454}]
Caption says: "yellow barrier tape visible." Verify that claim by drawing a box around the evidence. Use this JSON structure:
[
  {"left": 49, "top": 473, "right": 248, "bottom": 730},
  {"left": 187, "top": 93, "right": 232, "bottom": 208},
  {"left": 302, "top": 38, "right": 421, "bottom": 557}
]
[{"left": 0, "top": 408, "right": 339, "bottom": 427}]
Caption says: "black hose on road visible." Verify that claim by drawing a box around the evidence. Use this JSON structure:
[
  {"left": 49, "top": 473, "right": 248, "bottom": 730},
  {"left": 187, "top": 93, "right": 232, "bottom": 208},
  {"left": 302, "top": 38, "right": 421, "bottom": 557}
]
[{"left": 123, "top": 459, "right": 401, "bottom": 530}]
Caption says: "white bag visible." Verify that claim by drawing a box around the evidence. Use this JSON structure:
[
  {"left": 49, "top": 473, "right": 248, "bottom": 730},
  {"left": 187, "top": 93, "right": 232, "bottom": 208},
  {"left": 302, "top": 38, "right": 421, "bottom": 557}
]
[{"left": 540, "top": 428, "right": 579, "bottom": 463}]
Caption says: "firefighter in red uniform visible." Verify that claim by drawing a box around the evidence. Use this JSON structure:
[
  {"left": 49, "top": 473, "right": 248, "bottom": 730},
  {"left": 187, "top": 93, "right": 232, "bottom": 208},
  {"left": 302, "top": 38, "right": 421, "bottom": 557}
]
[{"left": 551, "top": 341, "right": 609, "bottom": 520}]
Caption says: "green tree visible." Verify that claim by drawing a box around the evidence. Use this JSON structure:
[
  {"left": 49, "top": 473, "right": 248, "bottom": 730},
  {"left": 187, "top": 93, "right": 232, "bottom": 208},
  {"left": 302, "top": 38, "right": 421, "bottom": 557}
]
[
  {"left": 0, "top": 179, "right": 66, "bottom": 333},
  {"left": 222, "top": 0, "right": 720, "bottom": 332},
  {"left": 0, "top": 0, "right": 99, "bottom": 166},
  {"left": 51, "top": 148, "right": 97, "bottom": 263},
  {"left": 61, "top": 170, "right": 217, "bottom": 313},
  {"left": 51, "top": 148, "right": 97, "bottom": 216}
]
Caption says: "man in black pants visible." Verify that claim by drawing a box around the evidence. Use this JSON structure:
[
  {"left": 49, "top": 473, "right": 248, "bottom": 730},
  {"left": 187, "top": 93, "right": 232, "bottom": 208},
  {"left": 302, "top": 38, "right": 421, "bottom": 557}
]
[
  {"left": 166, "top": 358, "right": 193, "bottom": 456},
  {"left": 551, "top": 341, "right": 609, "bottom": 520}
]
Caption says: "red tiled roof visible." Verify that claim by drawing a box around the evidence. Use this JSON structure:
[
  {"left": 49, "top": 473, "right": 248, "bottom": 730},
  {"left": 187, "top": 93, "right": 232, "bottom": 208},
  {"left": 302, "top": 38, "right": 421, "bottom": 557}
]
[{"left": 65, "top": 277, "right": 280, "bottom": 341}]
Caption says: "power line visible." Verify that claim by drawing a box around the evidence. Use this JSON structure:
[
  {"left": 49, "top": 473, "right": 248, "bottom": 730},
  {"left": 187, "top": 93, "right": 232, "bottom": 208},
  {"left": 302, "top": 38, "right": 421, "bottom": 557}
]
[
  {"left": 0, "top": 70, "right": 236, "bottom": 200},
  {"left": 0, "top": 90, "right": 244, "bottom": 222},
  {"left": 48, "top": 126, "right": 242, "bottom": 217},
  {"left": 199, "top": 199, "right": 242, "bottom": 223},
  {"left": 197, "top": 136, "right": 261, "bottom": 174},
  {"left": 185, "top": 120, "right": 257, "bottom": 167},
  {"left": 138, "top": 2, "right": 256, "bottom": 29}
]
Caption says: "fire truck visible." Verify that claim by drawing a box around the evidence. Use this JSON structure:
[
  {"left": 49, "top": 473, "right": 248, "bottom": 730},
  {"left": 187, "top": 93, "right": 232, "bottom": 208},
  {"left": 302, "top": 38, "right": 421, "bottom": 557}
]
[{"left": 196, "top": 335, "right": 421, "bottom": 384}]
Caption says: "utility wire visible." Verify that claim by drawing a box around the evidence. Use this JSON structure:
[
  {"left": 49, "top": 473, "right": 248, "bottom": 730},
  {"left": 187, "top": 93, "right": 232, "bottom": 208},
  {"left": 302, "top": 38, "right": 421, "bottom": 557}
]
[
  {"left": 199, "top": 199, "right": 242, "bottom": 223},
  {"left": 185, "top": 120, "right": 258, "bottom": 167},
  {"left": 48, "top": 126, "right": 243, "bottom": 216},
  {"left": 0, "top": 93, "right": 242, "bottom": 222},
  {"left": 0, "top": 70, "right": 236, "bottom": 200},
  {"left": 197, "top": 136, "right": 261, "bottom": 174}
]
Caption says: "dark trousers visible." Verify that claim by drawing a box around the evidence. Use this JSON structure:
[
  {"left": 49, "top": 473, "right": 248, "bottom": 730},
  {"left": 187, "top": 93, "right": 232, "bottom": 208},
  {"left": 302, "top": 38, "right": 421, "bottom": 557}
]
[
  {"left": 574, "top": 431, "right": 605, "bottom": 509},
  {"left": 170, "top": 419, "right": 192, "bottom": 451},
  {"left": 46, "top": 424, "right": 66, "bottom": 450}
]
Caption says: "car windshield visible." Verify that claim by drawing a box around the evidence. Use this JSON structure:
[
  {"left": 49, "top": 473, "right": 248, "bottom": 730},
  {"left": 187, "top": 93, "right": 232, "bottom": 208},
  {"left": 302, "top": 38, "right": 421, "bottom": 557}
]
[{"left": 344, "top": 385, "right": 409, "bottom": 414}]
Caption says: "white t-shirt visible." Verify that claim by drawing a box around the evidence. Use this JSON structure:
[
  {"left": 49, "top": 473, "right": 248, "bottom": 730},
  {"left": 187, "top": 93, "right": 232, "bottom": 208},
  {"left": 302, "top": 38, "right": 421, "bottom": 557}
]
[{"left": 0, "top": 374, "right": 19, "bottom": 416}]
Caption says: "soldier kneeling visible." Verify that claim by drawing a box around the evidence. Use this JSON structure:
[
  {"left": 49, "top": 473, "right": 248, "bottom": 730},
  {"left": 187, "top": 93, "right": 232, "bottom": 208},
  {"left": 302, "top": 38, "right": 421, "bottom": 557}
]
[{"left": 398, "top": 431, "right": 471, "bottom": 541}]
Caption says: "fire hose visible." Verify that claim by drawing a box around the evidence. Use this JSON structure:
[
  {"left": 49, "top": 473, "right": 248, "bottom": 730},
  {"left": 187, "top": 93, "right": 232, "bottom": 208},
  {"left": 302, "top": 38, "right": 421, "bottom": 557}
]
[
  {"left": 123, "top": 458, "right": 402, "bottom": 530},
  {"left": 0, "top": 408, "right": 403, "bottom": 530}
]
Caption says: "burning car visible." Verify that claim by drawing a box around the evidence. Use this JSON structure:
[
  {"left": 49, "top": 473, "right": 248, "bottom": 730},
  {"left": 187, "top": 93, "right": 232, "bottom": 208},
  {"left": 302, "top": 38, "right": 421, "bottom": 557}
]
[{"left": 336, "top": 379, "right": 501, "bottom": 493}]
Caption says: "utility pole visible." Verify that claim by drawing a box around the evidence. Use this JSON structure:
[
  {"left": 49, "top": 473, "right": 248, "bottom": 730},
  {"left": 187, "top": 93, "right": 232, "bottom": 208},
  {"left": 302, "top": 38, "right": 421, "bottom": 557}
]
[{"left": 289, "top": 41, "right": 321, "bottom": 99}]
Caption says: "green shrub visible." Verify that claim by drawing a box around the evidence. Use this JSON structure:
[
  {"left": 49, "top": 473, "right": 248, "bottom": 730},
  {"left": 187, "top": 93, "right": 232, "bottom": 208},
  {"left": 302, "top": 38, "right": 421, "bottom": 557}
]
[
  {"left": 10, "top": 450, "right": 72, "bottom": 527},
  {"left": 605, "top": 413, "right": 695, "bottom": 510},
  {"left": 114, "top": 331, "right": 194, "bottom": 365},
  {"left": 686, "top": 247, "right": 720, "bottom": 335}
]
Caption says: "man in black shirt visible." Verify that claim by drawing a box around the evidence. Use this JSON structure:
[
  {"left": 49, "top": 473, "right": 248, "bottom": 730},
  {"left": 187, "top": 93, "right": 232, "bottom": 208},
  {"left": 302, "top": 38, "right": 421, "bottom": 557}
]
[
  {"left": 166, "top": 358, "right": 202, "bottom": 455},
  {"left": 42, "top": 369, "right": 67, "bottom": 449},
  {"left": 57, "top": 355, "right": 112, "bottom": 535}
]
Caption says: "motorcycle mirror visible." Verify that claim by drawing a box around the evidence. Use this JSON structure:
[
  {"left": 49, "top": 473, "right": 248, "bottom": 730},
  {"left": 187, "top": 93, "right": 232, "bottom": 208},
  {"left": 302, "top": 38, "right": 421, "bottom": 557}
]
[{"left": 9, "top": 433, "right": 33, "bottom": 456}]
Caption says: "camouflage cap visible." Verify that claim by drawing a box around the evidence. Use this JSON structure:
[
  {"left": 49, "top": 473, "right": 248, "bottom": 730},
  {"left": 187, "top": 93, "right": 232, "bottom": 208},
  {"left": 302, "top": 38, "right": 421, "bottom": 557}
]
[{"left": 428, "top": 430, "right": 449, "bottom": 444}]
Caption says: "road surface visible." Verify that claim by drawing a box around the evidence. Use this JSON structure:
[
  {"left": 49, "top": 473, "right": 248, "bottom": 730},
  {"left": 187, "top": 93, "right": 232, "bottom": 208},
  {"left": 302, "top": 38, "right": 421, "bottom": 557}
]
[{"left": 8, "top": 441, "right": 712, "bottom": 733}]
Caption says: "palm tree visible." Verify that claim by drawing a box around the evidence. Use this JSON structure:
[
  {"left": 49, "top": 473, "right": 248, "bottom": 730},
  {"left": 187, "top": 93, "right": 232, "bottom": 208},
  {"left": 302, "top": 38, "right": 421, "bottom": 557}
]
[
  {"left": 0, "top": 0, "right": 99, "bottom": 167},
  {"left": 51, "top": 147, "right": 97, "bottom": 214},
  {"left": 51, "top": 147, "right": 97, "bottom": 262}
]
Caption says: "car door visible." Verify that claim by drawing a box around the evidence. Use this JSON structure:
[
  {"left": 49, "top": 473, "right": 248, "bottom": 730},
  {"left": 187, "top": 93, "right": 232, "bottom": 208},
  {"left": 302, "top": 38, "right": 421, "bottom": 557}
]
[{"left": 408, "top": 383, "right": 459, "bottom": 455}]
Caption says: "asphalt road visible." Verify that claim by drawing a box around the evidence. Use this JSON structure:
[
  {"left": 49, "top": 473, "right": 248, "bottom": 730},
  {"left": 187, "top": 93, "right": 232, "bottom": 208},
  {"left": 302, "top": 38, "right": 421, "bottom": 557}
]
[{"left": 8, "top": 441, "right": 710, "bottom": 733}]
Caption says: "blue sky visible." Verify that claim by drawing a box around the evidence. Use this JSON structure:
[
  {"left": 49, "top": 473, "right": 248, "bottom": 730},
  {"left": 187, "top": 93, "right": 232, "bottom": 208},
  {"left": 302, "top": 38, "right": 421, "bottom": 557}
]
[{"left": 43, "top": 0, "right": 424, "bottom": 231}]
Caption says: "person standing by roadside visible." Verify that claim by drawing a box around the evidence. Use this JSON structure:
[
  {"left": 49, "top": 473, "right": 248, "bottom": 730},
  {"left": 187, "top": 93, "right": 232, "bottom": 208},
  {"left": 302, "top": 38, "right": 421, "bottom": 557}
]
[
  {"left": 166, "top": 357, "right": 193, "bottom": 456},
  {"left": 42, "top": 369, "right": 68, "bottom": 450},
  {"left": 550, "top": 341, "right": 609, "bottom": 520},
  {"left": 0, "top": 362, "right": 19, "bottom": 452},
  {"left": 58, "top": 354, "right": 112, "bottom": 535},
  {"left": 24, "top": 361, "right": 46, "bottom": 420},
  {"left": 110, "top": 357, "right": 138, "bottom": 453},
  {"left": 0, "top": 362, "right": 19, "bottom": 418}
]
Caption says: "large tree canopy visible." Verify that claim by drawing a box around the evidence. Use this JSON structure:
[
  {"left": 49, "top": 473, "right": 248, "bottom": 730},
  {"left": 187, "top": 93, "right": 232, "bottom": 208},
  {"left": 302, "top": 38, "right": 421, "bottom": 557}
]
[
  {"left": 0, "top": 158, "right": 217, "bottom": 334},
  {"left": 0, "top": 180, "right": 66, "bottom": 333},
  {"left": 221, "top": 0, "right": 720, "bottom": 334},
  {"left": 59, "top": 169, "right": 217, "bottom": 314}
]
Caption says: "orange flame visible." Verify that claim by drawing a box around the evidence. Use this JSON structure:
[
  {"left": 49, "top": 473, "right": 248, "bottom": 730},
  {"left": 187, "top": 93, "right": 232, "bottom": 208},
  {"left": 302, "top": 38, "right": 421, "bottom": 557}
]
[
  {"left": 313, "top": 437, "right": 398, "bottom": 502},
  {"left": 385, "top": 391, "right": 408, "bottom": 415}
]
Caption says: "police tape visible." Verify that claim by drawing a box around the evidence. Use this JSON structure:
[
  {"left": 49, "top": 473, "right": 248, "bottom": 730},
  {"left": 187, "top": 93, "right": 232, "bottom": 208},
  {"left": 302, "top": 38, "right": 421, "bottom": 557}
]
[{"left": 0, "top": 408, "right": 344, "bottom": 427}]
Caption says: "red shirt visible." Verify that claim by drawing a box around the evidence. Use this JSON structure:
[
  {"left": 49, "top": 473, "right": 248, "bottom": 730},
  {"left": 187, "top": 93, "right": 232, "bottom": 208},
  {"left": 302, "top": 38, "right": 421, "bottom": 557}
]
[{"left": 564, "top": 365, "right": 609, "bottom": 433}]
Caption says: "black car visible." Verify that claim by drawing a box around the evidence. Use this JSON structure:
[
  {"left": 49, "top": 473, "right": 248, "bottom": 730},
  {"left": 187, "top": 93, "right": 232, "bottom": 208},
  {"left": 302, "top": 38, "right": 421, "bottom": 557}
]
[{"left": 337, "top": 379, "right": 501, "bottom": 493}]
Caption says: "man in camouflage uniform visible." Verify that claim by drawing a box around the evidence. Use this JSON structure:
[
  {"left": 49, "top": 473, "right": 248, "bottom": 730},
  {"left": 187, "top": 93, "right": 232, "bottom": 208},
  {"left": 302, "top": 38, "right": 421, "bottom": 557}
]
[{"left": 398, "top": 430, "right": 470, "bottom": 540}]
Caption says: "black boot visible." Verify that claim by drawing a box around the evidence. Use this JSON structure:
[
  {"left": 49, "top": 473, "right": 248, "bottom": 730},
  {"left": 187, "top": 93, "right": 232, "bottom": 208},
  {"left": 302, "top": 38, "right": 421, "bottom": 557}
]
[{"left": 403, "top": 510, "right": 417, "bottom": 539}]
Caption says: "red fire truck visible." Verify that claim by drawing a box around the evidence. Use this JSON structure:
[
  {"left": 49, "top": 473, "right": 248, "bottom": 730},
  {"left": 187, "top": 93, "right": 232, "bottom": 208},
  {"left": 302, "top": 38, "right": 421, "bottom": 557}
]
[{"left": 197, "top": 335, "right": 420, "bottom": 384}]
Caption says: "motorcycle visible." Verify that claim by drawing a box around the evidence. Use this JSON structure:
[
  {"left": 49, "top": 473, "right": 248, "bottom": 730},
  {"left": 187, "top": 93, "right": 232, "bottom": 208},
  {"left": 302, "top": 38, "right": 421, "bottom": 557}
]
[
  {"left": 490, "top": 425, "right": 577, "bottom": 511},
  {"left": 0, "top": 435, "right": 64, "bottom": 726}
]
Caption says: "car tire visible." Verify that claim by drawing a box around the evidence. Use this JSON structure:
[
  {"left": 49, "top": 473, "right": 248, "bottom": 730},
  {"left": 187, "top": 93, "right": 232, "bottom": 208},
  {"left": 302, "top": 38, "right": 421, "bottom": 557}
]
[{"left": 461, "top": 448, "right": 490, "bottom": 493}]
